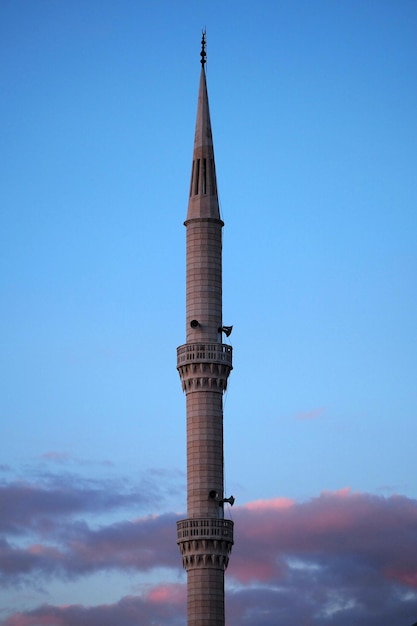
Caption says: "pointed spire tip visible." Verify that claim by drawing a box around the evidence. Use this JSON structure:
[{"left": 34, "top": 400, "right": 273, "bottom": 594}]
[{"left": 200, "top": 29, "right": 206, "bottom": 68}]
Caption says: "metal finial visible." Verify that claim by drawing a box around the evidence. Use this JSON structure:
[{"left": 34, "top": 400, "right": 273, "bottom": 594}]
[{"left": 200, "top": 29, "right": 206, "bottom": 67}]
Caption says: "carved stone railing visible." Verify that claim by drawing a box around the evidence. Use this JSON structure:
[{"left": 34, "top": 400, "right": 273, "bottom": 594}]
[
  {"left": 177, "top": 517, "right": 234, "bottom": 541},
  {"left": 177, "top": 343, "right": 232, "bottom": 367}
]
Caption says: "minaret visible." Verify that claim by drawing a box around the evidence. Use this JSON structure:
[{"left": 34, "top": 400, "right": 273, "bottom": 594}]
[{"left": 176, "top": 32, "right": 234, "bottom": 626}]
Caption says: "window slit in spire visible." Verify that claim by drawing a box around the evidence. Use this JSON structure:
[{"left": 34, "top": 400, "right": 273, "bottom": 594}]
[
  {"left": 194, "top": 159, "right": 200, "bottom": 195},
  {"left": 202, "top": 158, "right": 207, "bottom": 194},
  {"left": 211, "top": 158, "right": 217, "bottom": 196},
  {"left": 190, "top": 161, "right": 195, "bottom": 197}
]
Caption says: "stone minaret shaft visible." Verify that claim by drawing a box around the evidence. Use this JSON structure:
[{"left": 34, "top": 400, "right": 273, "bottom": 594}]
[{"left": 177, "top": 34, "right": 234, "bottom": 626}]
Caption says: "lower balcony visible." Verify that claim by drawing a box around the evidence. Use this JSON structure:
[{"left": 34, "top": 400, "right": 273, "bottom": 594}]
[
  {"left": 177, "top": 517, "right": 234, "bottom": 542},
  {"left": 177, "top": 517, "right": 234, "bottom": 571}
]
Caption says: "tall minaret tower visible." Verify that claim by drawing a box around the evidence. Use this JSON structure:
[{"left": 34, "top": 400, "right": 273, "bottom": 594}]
[{"left": 176, "top": 32, "right": 234, "bottom": 626}]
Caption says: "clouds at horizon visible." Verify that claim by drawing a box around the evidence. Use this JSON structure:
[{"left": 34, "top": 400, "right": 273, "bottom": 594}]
[{"left": 1, "top": 469, "right": 416, "bottom": 625}]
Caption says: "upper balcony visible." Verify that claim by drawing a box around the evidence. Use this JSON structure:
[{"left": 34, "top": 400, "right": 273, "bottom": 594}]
[{"left": 177, "top": 343, "right": 232, "bottom": 369}]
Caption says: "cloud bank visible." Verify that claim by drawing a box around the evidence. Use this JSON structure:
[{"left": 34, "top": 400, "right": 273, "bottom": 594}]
[{"left": 1, "top": 472, "right": 416, "bottom": 626}]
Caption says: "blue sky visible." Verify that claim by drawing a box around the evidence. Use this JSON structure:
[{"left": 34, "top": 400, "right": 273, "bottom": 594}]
[{"left": 1, "top": 1, "right": 417, "bottom": 625}]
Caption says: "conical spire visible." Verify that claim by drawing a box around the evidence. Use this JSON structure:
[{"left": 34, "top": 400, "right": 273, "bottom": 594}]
[
  {"left": 186, "top": 34, "right": 221, "bottom": 222},
  {"left": 193, "top": 68, "right": 214, "bottom": 152}
]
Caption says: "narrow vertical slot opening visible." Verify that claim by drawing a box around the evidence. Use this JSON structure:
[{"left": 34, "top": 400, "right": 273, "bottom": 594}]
[
  {"left": 211, "top": 158, "right": 217, "bottom": 196},
  {"left": 189, "top": 161, "right": 195, "bottom": 197},
  {"left": 194, "top": 159, "right": 200, "bottom": 195},
  {"left": 202, "top": 158, "right": 207, "bottom": 194}
]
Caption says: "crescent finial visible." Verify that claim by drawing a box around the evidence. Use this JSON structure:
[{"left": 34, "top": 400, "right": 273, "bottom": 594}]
[{"left": 200, "top": 29, "right": 207, "bottom": 68}]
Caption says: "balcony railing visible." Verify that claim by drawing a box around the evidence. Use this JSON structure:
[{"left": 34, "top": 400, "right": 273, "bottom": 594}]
[
  {"left": 177, "top": 518, "right": 234, "bottom": 542},
  {"left": 177, "top": 343, "right": 232, "bottom": 368}
]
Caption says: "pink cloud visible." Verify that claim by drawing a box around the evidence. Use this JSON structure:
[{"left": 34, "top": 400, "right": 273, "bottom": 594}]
[
  {"left": 229, "top": 489, "right": 417, "bottom": 606},
  {"left": 293, "top": 406, "right": 326, "bottom": 420},
  {"left": 3, "top": 615, "right": 66, "bottom": 626},
  {"left": 0, "top": 472, "right": 176, "bottom": 535},
  {"left": 384, "top": 566, "right": 417, "bottom": 588},
  {"left": 27, "top": 544, "right": 62, "bottom": 558},
  {"left": 244, "top": 497, "right": 294, "bottom": 512},
  {"left": 1, "top": 471, "right": 417, "bottom": 625},
  {"left": 41, "top": 452, "right": 71, "bottom": 463},
  {"left": 145, "top": 583, "right": 185, "bottom": 605},
  {"left": 0, "top": 594, "right": 185, "bottom": 626}
]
